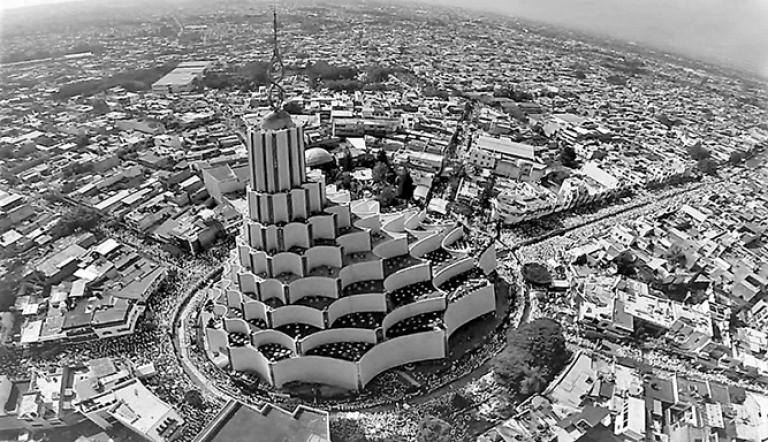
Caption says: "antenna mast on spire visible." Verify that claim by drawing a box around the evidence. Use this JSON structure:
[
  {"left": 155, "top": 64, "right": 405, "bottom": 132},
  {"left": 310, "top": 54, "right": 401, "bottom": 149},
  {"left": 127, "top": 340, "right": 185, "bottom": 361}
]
[{"left": 267, "top": 3, "right": 285, "bottom": 110}]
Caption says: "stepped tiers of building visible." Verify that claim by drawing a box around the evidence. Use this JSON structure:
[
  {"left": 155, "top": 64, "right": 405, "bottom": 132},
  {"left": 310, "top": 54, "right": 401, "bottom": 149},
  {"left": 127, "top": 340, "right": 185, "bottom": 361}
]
[{"left": 198, "top": 111, "right": 498, "bottom": 392}]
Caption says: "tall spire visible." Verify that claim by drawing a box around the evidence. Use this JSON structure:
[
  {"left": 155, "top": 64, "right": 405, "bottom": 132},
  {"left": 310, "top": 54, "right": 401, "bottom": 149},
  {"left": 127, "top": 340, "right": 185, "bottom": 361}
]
[{"left": 267, "top": 4, "right": 285, "bottom": 110}]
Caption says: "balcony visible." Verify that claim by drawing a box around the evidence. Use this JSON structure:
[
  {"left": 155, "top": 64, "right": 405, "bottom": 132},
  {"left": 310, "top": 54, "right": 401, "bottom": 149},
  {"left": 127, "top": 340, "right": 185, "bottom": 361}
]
[
  {"left": 387, "top": 281, "right": 438, "bottom": 309},
  {"left": 275, "top": 323, "right": 321, "bottom": 339},
  {"left": 258, "top": 343, "right": 293, "bottom": 362},
  {"left": 385, "top": 311, "right": 443, "bottom": 339},
  {"left": 331, "top": 312, "right": 385, "bottom": 329},
  {"left": 305, "top": 342, "right": 374, "bottom": 362}
]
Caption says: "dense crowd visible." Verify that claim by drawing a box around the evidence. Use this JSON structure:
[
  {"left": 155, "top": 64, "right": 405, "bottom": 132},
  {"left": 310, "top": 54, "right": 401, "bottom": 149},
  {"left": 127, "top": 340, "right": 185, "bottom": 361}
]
[{"left": 0, "top": 223, "right": 232, "bottom": 441}]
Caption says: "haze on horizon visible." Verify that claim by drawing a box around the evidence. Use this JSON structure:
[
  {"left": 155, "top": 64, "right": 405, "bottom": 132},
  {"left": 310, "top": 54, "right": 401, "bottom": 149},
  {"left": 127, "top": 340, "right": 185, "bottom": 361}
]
[
  {"left": 1, "top": 0, "right": 767, "bottom": 78},
  {"left": 428, "top": 0, "right": 768, "bottom": 78}
]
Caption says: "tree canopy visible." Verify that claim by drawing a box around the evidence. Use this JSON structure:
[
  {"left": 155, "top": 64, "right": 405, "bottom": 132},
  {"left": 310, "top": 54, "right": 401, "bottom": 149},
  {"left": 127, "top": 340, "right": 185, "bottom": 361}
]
[
  {"left": 52, "top": 206, "right": 102, "bottom": 238},
  {"left": 697, "top": 158, "right": 718, "bottom": 176},
  {"left": 493, "top": 319, "right": 570, "bottom": 395},
  {"left": 615, "top": 250, "right": 637, "bottom": 276},
  {"left": 521, "top": 263, "right": 553, "bottom": 286},
  {"left": 560, "top": 145, "right": 578, "bottom": 168},
  {"left": 415, "top": 416, "right": 452, "bottom": 442},
  {"left": 687, "top": 143, "right": 711, "bottom": 161}
]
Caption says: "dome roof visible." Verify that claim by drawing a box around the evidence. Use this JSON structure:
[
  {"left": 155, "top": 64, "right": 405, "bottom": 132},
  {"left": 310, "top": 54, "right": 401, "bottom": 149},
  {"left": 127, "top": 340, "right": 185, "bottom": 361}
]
[
  {"left": 260, "top": 109, "right": 295, "bottom": 131},
  {"left": 305, "top": 148, "right": 334, "bottom": 167}
]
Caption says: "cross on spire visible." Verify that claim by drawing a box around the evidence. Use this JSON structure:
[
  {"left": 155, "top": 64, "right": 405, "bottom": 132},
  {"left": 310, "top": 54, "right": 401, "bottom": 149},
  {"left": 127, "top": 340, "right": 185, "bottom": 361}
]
[{"left": 267, "top": 5, "right": 285, "bottom": 110}]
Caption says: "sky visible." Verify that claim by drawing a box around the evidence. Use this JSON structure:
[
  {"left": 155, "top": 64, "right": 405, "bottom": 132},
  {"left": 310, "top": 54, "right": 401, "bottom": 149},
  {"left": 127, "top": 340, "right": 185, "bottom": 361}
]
[{"left": 1, "top": 0, "right": 767, "bottom": 77}]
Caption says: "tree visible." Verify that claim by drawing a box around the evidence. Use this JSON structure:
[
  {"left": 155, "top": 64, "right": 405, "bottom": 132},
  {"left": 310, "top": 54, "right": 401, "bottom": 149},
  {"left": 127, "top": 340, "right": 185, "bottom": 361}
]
[
  {"left": 666, "top": 243, "right": 686, "bottom": 267},
  {"left": 687, "top": 143, "right": 711, "bottom": 161},
  {"left": 75, "top": 133, "right": 90, "bottom": 148},
  {"left": 450, "top": 392, "right": 472, "bottom": 410},
  {"left": 338, "top": 171, "right": 353, "bottom": 190},
  {"left": 372, "top": 162, "right": 390, "bottom": 185},
  {"left": 52, "top": 206, "right": 102, "bottom": 237},
  {"left": 377, "top": 185, "right": 397, "bottom": 207},
  {"left": 521, "top": 263, "right": 553, "bottom": 286},
  {"left": 341, "top": 148, "right": 354, "bottom": 171},
  {"left": 396, "top": 168, "right": 415, "bottom": 200},
  {"left": 493, "top": 346, "right": 530, "bottom": 387},
  {"left": 728, "top": 151, "right": 746, "bottom": 165},
  {"left": 560, "top": 145, "right": 578, "bottom": 168},
  {"left": 697, "top": 158, "right": 718, "bottom": 176},
  {"left": 415, "top": 416, "right": 452, "bottom": 442},
  {"left": 520, "top": 366, "right": 547, "bottom": 395},
  {"left": 184, "top": 390, "right": 205, "bottom": 409},
  {"left": 90, "top": 98, "right": 109, "bottom": 115},
  {"left": 494, "top": 319, "right": 570, "bottom": 394},
  {"left": 283, "top": 100, "right": 303, "bottom": 115},
  {"left": 376, "top": 149, "right": 390, "bottom": 166},
  {"left": 615, "top": 250, "right": 637, "bottom": 276}
]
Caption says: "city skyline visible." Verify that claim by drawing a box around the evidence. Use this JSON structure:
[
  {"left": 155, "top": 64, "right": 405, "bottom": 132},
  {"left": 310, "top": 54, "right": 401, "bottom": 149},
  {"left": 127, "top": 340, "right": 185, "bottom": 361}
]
[{"left": 1, "top": 0, "right": 767, "bottom": 77}]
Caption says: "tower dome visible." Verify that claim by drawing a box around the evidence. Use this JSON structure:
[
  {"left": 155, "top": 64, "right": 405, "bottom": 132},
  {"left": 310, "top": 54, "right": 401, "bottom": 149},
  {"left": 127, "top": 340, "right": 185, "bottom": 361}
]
[{"left": 261, "top": 108, "right": 295, "bottom": 131}]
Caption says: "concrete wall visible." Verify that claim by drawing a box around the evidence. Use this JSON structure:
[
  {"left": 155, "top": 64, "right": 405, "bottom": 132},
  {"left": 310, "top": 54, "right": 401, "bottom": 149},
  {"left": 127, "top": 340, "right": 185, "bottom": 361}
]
[
  {"left": 223, "top": 317, "right": 250, "bottom": 335},
  {"left": 358, "top": 329, "right": 446, "bottom": 386},
  {"left": 271, "top": 305, "right": 325, "bottom": 329},
  {"left": 284, "top": 222, "right": 311, "bottom": 250},
  {"left": 272, "top": 252, "right": 304, "bottom": 278},
  {"left": 383, "top": 262, "right": 432, "bottom": 292},
  {"left": 258, "top": 279, "right": 287, "bottom": 305},
  {"left": 247, "top": 222, "right": 263, "bottom": 249},
  {"left": 325, "top": 204, "right": 351, "bottom": 229},
  {"left": 243, "top": 300, "right": 269, "bottom": 323},
  {"left": 340, "top": 261, "right": 384, "bottom": 290},
  {"left": 206, "top": 326, "right": 228, "bottom": 355},
  {"left": 290, "top": 188, "right": 308, "bottom": 221},
  {"left": 289, "top": 276, "right": 339, "bottom": 301},
  {"left": 303, "top": 182, "right": 324, "bottom": 214},
  {"left": 350, "top": 199, "right": 380, "bottom": 219},
  {"left": 250, "top": 250, "right": 269, "bottom": 275},
  {"left": 336, "top": 231, "right": 372, "bottom": 254},
  {"left": 444, "top": 284, "right": 496, "bottom": 337},
  {"left": 272, "top": 193, "right": 289, "bottom": 224},
  {"left": 264, "top": 225, "right": 279, "bottom": 252},
  {"left": 238, "top": 272, "right": 257, "bottom": 295},
  {"left": 226, "top": 290, "right": 243, "bottom": 307},
  {"left": 229, "top": 346, "right": 272, "bottom": 384},
  {"left": 328, "top": 293, "right": 387, "bottom": 326},
  {"left": 308, "top": 215, "right": 335, "bottom": 240},
  {"left": 382, "top": 296, "right": 447, "bottom": 336},
  {"left": 272, "top": 356, "right": 359, "bottom": 390},
  {"left": 354, "top": 214, "right": 381, "bottom": 234},
  {"left": 211, "top": 303, "right": 227, "bottom": 318},
  {"left": 382, "top": 212, "right": 406, "bottom": 234},
  {"left": 433, "top": 257, "right": 475, "bottom": 289},
  {"left": 239, "top": 245, "right": 251, "bottom": 269},
  {"left": 410, "top": 232, "right": 444, "bottom": 258},
  {"left": 478, "top": 243, "right": 497, "bottom": 275},
  {"left": 306, "top": 246, "right": 343, "bottom": 271},
  {"left": 373, "top": 236, "right": 409, "bottom": 259},
  {"left": 441, "top": 226, "right": 464, "bottom": 250},
  {"left": 404, "top": 211, "right": 426, "bottom": 230}
]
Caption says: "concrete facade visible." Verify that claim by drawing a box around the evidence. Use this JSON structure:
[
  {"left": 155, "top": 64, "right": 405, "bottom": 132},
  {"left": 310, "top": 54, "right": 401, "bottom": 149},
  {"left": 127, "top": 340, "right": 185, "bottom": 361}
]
[{"left": 199, "top": 112, "right": 498, "bottom": 391}]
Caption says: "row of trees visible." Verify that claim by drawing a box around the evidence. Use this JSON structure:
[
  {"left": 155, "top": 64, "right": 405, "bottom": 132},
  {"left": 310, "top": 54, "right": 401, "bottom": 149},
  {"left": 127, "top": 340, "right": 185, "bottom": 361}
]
[
  {"left": 55, "top": 62, "right": 178, "bottom": 99},
  {"left": 371, "top": 151, "right": 415, "bottom": 207},
  {"left": 204, "top": 61, "right": 413, "bottom": 93}
]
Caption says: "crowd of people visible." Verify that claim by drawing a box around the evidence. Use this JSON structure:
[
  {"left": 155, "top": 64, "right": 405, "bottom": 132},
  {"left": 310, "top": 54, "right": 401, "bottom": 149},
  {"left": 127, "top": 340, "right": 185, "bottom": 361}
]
[
  {"left": 1, "top": 222, "right": 234, "bottom": 442},
  {"left": 0, "top": 175, "right": 732, "bottom": 442}
]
